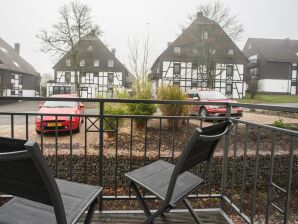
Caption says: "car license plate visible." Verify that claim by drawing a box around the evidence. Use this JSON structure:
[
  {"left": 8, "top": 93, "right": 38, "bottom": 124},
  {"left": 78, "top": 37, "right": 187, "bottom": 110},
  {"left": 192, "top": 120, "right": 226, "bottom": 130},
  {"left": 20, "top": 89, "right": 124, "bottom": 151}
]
[{"left": 47, "top": 122, "right": 62, "bottom": 127}]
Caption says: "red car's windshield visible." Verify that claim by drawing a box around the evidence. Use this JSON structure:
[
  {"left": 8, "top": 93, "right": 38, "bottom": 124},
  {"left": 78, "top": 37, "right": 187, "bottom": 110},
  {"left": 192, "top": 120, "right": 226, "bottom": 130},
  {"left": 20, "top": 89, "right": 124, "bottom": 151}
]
[
  {"left": 43, "top": 101, "right": 77, "bottom": 108},
  {"left": 198, "top": 91, "right": 228, "bottom": 100}
]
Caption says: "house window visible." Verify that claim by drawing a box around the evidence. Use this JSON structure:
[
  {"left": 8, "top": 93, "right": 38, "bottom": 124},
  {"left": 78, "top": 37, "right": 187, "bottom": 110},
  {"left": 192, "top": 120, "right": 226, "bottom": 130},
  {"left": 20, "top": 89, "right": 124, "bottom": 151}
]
[
  {"left": 226, "top": 65, "right": 233, "bottom": 77},
  {"left": 226, "top": 84, "right": 232, "bottom": 95},
  {"left": 66, "top": 59, "right": 71, "bottom": 66},
  {"left": 191, "top": 82, "right": 198, "bottom": 88},
  {"left": 192, "top": 49, "right": 198, "bottom": 55},
  {"left": 94, "top": 59, "right": 99, "bottom": 67},
  {"left": 18, "top": 76, "right": 22, "bottom": 85},
  {"left": 108, "top": 73, "right": 114, "bottom": 84},
  {"left": 108, "top": 60, "right": 114, "bottom": 68},
  {"left": 85, "top": 73, "right": 94, "bottom": 84},
  {"left": 202, "top": 31, "right": 208, "bottom": 39},
  {"left": 227, "top": 49, "right": 234, "bottom": 57},
  {"left": 173, "top": 47, "right": 181, "bottom": 55},
  {"left": 80, "top": 59, "right": 85, "bottom": 67},
  {"left": 192, "top": 63, "right": 198, "bottom": 69},
  {"left": 65, "top": 72, "right": 71, "bottom": 83},
  {"left": 173, "top": 63, "right": 181, "bottom": 74},
  {"left": 87, "top": 45, "right": 93, "bottom": 51}
]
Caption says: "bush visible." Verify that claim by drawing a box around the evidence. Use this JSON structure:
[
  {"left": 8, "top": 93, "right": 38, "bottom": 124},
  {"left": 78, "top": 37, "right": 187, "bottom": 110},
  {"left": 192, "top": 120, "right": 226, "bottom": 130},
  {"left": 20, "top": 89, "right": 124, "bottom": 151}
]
[
  {"left": 103, "top": 102, "right": 128, "bottom": 137},
  {"left": 272, "top": 118, "right": 293, "bottom": 130},
  {"left": 126, "top": 79, "right": 156, "bottom": 129},
  {"left": 157, "top": 85, "right": 189, "bottom": 128}
]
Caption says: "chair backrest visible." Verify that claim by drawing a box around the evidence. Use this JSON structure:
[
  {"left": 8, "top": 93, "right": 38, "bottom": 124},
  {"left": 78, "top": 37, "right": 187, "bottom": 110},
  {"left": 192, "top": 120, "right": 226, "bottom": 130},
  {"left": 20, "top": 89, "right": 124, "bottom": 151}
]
[
  {"left": 0, "top": 137, "right": 67, "bottom": 224},
  {"left": 165, "top": 120, "right": 234, "bottom": 203}
]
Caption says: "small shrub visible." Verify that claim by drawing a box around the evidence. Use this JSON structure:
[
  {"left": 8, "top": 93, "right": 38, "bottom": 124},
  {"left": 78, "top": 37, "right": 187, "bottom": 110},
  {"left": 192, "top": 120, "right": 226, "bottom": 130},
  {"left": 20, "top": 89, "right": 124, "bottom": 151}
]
[
  {"left": 157, "top": 85, "right": 189, "bottom": 128},
  {"left": 272, "top": 118, "right": 293, "bottom": 129},
  {"left": 126, "top": 79, "right": 157, "bottom": 129},
  {"left": 103, "top": 103, "right": 127, "bottom": 137}
]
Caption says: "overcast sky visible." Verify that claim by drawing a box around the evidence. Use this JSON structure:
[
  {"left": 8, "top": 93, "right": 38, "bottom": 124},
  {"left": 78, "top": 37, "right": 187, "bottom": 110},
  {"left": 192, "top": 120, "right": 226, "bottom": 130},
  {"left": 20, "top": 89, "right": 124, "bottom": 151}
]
[{"left": 1, "top": 0, "right": 298, "bottom": 75}]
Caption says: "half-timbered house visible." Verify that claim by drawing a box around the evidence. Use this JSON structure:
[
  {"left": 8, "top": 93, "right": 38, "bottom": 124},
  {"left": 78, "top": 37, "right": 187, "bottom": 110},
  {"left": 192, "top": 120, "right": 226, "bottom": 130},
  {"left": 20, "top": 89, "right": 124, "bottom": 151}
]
[
  {"left": 150, "top": 12, "right": 247, "bottom": 99},
  {"left": 0, "top": 37, "right": 40, "bottom": 97},
  {"left": 47, "top": 30, "right": 132, "bottom": 98}
]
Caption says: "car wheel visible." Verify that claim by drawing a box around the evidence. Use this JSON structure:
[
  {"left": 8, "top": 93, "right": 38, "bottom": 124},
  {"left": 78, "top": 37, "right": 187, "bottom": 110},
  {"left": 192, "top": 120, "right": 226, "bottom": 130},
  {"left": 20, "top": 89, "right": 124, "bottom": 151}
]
[
  {"left": 199, "top": 107, "right": 208, "bottom": 118},
  {"left": 74, "top": 122, "right": 81, "bottom": 133}
]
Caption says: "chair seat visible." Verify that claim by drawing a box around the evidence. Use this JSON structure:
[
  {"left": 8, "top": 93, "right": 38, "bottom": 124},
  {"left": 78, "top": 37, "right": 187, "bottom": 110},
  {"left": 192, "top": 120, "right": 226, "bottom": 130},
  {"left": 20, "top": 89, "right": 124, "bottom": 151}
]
[
  {"left": 0, "top": 179, "right": 102, "bottom": 224},
  {"left": 125, "top": 160, "right": 204, "bottom": 206}
]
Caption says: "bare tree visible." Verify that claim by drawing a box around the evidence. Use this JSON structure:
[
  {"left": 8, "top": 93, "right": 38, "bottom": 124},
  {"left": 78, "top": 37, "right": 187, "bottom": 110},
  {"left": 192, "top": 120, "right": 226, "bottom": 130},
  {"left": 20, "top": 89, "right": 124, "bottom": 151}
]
[
  {"left": 127, "top": 32, "right": 155, "bottom": 96},
  {"left": 37, "top": 1, "right": 102, "bottom": 96},
  {"left": 185, "top": 1, "right": 244, "bottom": 89},
  {"left": 189, "top": 0, "right": 244, "bottom": 43}
]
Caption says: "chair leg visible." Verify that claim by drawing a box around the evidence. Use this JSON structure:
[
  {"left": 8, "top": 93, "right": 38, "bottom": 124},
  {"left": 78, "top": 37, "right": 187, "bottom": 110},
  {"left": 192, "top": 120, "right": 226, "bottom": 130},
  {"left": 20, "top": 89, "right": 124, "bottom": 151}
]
[
  {"left": 84, "top": 197, "right": 98, "bottom": 224},
  {"left": 183, "top": 199, "right": 203, "bottom": 224},
  {"left": 130, "top": 181, "right": 152, "bottom": 218},
  {"left": 144, "top": 205, "right": 168, "bottom": 224}
]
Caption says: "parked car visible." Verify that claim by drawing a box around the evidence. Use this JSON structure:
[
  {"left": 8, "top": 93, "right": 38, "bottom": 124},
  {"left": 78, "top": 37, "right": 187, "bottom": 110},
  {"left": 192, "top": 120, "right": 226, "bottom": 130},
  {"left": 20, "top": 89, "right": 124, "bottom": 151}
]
[
  {"left": 35, "top": 94, "right": 84, "bottom": 133},
  {"left": 187, "top": 89, "right": 243, "bottom": 117}
]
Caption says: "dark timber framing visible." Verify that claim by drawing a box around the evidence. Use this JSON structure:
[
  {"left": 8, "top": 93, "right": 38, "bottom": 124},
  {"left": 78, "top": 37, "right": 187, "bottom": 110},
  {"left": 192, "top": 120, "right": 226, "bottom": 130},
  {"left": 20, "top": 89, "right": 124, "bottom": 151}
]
[
  {"left": 151, "top": 13, "right": 247, "bottom": 99},
  {"left": 48, "top": 30, "right": 132, "bottom": 98}
]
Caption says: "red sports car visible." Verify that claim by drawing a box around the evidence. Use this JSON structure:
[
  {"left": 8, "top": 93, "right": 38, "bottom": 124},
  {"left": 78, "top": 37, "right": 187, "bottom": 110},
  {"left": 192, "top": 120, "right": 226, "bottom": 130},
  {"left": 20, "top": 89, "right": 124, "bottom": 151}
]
[
  {"left": 35, "top": 94, "right": 84, "bottom": 133},
  {"left": 187, "top": 89, "right": 243, "bottom": 117}
]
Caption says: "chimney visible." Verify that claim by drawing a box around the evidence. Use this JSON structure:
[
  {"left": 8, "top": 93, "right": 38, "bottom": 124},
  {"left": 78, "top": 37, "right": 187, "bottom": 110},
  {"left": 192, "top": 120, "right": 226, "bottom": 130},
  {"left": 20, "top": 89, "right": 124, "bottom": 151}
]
[
  {"left": 14, "top": 43, "right": 20, "bottom": 55},
  {"left": 111, "top": 48, "right": 116, "bottom": 56},
  {"left": 197, "top": 12, "right": 203, "bottom": 18},
  {"left": 167, "top": 42, "right": 172, "bottom": 47}
]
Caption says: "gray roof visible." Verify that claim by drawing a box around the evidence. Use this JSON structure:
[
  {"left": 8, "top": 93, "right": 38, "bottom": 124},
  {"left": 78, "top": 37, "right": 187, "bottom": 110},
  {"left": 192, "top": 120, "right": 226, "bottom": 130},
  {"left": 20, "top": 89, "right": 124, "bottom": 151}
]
[
  {"left": 246, "top": 38, "right": 298, "bottom": 62},
  {"left": 0, "top": 37, "right": 39, "bottom": 76},
  {"left": 53, "top": 31, "right": 129, "bottom": 74},
  {"left": 151, "top": 13, "right": 246, "bottom": 72}
]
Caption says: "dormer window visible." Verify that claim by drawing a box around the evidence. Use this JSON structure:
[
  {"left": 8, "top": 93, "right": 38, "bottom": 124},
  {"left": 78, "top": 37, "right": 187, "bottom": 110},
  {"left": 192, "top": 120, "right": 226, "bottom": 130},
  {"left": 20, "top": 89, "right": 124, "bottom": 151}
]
[
  {"left": 94, "top": 59, "right": 99, "bottom": 67},
  {"left": 87, "top": 45, "right": 92, "bottom": 51},
  {"left": 202, "top": 31, "right": 208, "bottom": 39},
  {"left": 227, "top": 49, "right": 234, "bottom": 57},
  {"left": 80, "top": 59, "right": 85, "bottom": 67},
  {"left": 13, "top": 61, "right": 20, "bottom": 68},
  {"left": 66, "top": 59, "right": 71, "bottom": 66},
  {"left": 0, "top": 47, "right": 8, "bottom": 53},
  {"left": 108, "top": 60, "right": 114, "bottom": 68},
  {"left": 174, "top": 47, "right": 181, "bottom": 55}
]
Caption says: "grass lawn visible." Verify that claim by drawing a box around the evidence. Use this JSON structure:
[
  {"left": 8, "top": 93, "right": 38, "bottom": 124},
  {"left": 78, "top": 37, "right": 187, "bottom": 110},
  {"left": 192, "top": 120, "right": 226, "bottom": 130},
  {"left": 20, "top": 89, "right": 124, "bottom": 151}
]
[{"left": 238, "top": 94, "right": 298, "bottom": 104}]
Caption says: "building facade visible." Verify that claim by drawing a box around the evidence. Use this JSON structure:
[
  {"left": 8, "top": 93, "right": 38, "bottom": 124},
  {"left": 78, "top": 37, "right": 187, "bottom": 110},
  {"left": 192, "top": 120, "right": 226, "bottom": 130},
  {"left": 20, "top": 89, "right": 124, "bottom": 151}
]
[
  {"left": 243, "top": 38, "right": 298, "bottom": 95},
  {"left": 0, "top": 37, "right": 40, "bottom": 97},
  {"left": 47, "top": 30, "right": 132, "bottom": 98},
  {"left": 150, "top": 13, "right": 247, "bottom": 99}
]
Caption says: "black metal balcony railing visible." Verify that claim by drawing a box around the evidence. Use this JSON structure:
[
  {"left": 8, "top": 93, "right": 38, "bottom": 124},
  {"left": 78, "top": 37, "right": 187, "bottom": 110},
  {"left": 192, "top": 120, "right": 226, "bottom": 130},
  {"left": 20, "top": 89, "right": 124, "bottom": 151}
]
[{"left": 0, "top": 96, "right": 297, "bottom": 224}]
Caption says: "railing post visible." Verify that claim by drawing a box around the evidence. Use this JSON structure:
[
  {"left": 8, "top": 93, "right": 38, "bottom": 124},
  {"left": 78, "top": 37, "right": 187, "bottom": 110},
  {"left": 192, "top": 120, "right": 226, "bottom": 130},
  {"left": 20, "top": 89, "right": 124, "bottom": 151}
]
[
  {"left": 221, "top": 103, "right": 232, "bottom": 209},
  {"left": 98, "top": 100, "right": 104, "bottom": 211}
]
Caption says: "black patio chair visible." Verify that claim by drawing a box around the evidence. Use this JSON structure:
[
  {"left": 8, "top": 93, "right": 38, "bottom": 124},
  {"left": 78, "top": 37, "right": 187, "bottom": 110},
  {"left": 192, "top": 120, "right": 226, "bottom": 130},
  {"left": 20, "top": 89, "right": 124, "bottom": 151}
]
[
  {"left": 0, "top": 137, "right": 102, "bottom": 224},
  {"left": 125, "top": 120, "right": 234, "bottom": 224}
]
